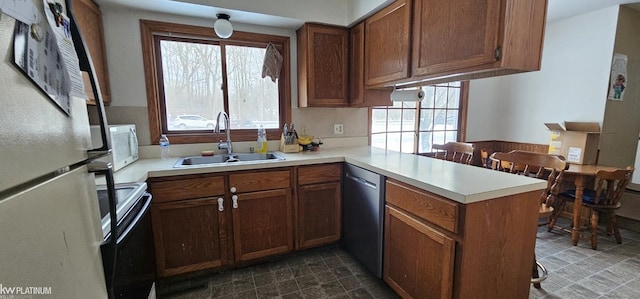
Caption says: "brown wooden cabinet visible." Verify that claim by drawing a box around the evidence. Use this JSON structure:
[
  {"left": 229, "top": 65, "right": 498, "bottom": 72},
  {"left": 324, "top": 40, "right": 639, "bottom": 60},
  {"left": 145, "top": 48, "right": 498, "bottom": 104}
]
[
  {"left": 229, "top": 170, "right": 294, "bottom": 262},
  {"left": 71, "top": 0, "right": 111, "bottom": 105},
  {"left": 409, "top": 0, "right": 547, "bottom": 85},
  {"left": 296, "top": 163, "right": 342, "bottom": 249},
  {"left": 349, "top": 22, "right": 365, "bottom": 106},
  {"left": 349, "top": 22, "right": 393, "bottom": 107},
  {"left": 149, "top": 169, "right": 294, "bottom": 276},
  {"left": 149, "top": 175, "right": 229, "bottom": 277},
  {"left": 364, "top": 0, "right": 412, "bottom": 86},
  {"left": 384, "top": 179, "right": 541, "bottom": 299},
  {"left": 297, "top": 23, "right": 349, "bottom": 107},
  {"left": 384, "top": 205, "right": 455, "bottom": 299}
]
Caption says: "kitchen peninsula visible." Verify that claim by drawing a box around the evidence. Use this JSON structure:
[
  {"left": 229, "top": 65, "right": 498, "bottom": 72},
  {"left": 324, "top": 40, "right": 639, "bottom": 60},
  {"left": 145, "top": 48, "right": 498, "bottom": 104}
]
[{"left": 110, "top": 146, "right": 546, "bottom": 298}]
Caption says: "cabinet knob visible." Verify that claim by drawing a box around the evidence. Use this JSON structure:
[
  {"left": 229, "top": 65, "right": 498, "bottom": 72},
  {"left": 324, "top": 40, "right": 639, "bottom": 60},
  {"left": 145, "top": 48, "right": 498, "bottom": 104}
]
[
  {"left": 217, "top": 197, "right": 224, "bottom": 212},
  {"left": 232, "top": 195, "right": 238, "bottom": 209},
  {"left": 230, "top": 187, "right": 237, "bottom": 193}
]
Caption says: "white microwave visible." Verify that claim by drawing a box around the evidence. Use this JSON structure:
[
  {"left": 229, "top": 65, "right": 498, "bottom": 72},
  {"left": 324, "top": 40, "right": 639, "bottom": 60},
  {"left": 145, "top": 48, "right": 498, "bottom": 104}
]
[{"left": 91, "top": 124, "right": 139, "bottom": 172}]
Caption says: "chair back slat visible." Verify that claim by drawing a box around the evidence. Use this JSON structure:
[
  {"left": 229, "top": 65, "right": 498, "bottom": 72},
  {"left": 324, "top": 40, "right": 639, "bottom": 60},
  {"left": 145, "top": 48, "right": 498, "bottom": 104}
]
[
  {"left": 591, "top": 167, "right": 634, "bottom": 206},
  {"left": 492, "top": 150, "right": 568, "bottom": 207},
  {"left": 432, "top": 142, "right": 474, "bottom": 165},
  {"left": 480, "top": 149, "right": 491, "bottom": 168},
  {"left": 558, "top": 166, "right": 634, "bottom": 249},
  {"left": 491, "top": 150, "right": 568, "bottom": 285}
]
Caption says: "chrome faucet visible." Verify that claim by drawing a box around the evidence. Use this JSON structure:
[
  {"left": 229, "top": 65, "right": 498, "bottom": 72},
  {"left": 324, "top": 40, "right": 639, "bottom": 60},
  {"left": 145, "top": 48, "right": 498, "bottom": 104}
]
[{"left": 215, "top": 111, "right": 233, "bottom": 156}]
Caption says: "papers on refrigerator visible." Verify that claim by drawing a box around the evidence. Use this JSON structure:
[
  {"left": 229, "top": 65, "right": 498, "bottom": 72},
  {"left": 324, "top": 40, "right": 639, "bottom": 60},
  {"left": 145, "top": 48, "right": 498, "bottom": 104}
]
[
  {"left": 0, "top": 0, "right": 38, "bottom": 24},
  {"left": 43, "top": 0, "right": 85, "bottom": 99},
  {"left": 12, "top": 0, "right": 87, "bottom": 115}
]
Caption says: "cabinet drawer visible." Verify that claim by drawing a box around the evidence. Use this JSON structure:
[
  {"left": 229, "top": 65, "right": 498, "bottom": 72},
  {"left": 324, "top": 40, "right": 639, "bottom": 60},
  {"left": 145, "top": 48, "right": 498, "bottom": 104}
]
[
  {"left": 385, "top": 179, "right": 459, "bottom": 233},
  {"left": 298, "top": 163, "right": 342, "bottom": 185},
  {"left": 150, "top": 176, "right": 225, "bottom": 203},
  {"left": 229, "top": 170, "right": 291, "bottom": 193}
]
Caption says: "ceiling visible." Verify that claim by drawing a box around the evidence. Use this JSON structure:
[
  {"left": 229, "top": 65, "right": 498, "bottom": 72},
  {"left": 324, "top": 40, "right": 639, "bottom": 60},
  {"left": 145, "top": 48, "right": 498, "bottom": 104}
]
[
  {"left": 547, "top": 0, "right": 640, "bottom": 21},
  {"left": 94, "top": 0, "right": 640, "bottom": 29}
]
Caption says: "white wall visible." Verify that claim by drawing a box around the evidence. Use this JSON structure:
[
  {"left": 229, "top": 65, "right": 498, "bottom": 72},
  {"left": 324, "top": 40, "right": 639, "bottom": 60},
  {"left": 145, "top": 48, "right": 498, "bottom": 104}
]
[
  {"left": 466, "top": 6, "right": 620, "bottom": 144},
  {"left": 174, "top": 0, "right": 349, "bottom": 26},
  {"left": 347, "top": 0, "right": 391, "bottom": 25},
  {"left": 177, "top": 0, "right": 392, "bottom": 26}
]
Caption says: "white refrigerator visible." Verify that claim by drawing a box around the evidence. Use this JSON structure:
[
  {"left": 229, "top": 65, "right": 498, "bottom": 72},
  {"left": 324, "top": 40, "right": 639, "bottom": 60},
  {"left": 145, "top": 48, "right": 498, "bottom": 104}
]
[{"left": 0, "top": 12, "right": 108, "bottom": 299}]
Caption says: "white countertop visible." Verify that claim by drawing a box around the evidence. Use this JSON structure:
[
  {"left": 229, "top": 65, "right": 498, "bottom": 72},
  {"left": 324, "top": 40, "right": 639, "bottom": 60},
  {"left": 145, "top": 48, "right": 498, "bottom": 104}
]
[{"left": 106, "top": 146, "right": 546, "bottom": 204}]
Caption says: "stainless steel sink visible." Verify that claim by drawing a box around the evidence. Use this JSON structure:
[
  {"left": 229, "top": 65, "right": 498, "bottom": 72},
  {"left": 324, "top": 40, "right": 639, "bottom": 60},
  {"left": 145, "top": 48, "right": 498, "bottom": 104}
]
[
  {"left": 179, "top": 155, "right": 227, "bottom": 165},
  {"left": 174, "top": 152, "right": 285, "bottom": 167},
  {"left": 231, "top": 153, "right": 284, "bottom": 162}
]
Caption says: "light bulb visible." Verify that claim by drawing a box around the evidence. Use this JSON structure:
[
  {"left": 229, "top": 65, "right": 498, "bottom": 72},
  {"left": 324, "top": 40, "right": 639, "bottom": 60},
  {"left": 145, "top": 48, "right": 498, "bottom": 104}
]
[{"left": 214, "top": 14, "right": 233, "bottom": 39}]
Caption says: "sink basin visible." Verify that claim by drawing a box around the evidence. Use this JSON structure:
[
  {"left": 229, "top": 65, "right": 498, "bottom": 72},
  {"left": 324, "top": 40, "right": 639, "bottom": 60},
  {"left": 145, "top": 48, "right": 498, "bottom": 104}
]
[
  {"left": 230, "top": 153, "right": 284, "bottom": 162},
  {"left": 174, "top": 152, "right": 285, "bottom": 167},
  {"left": 179, "top": 156, "right": 227, "bottom": 165}
]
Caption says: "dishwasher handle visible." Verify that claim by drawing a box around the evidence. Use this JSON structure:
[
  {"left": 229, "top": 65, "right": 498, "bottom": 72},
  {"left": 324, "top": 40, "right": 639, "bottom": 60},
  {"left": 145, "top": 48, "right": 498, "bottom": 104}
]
[{"left": 345, "top": 172, "right": 378, "bottom": 190}]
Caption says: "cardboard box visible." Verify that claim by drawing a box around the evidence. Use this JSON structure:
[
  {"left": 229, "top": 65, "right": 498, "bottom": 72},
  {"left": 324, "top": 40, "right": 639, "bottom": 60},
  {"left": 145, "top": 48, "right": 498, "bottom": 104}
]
[{"left": 545, "top": 122, "right": 600, "bottom": 164}]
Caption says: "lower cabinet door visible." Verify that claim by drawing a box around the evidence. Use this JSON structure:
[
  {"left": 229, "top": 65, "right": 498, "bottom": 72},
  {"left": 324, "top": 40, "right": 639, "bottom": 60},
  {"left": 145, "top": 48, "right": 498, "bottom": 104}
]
[
  {"left": 384, "top": 205, "right": 455, "bottom": 299},
  {"left": 297, "top": 182, "right": 342, "bottom": 249},
  {"left": 232, "top": 188, "right": 293, "bottom": 262},
  {"left": 151, "top": 197, "right": 228, "bottom": 277}
]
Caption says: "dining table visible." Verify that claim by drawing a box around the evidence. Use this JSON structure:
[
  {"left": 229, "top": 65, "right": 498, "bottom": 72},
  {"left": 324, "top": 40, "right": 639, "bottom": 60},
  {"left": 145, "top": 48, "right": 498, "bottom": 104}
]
[{"left": 562, "top": 163, "right": 622, "bottom": 246}]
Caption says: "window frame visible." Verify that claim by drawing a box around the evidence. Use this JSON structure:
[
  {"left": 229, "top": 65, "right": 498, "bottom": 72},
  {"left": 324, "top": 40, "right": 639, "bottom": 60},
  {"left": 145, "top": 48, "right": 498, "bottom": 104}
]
[
  {"left": 140, "top": 20, "right": 291, "bottom": 144},
  {"left": 369, "top": 81, "right": 469, "bottom": 154}
]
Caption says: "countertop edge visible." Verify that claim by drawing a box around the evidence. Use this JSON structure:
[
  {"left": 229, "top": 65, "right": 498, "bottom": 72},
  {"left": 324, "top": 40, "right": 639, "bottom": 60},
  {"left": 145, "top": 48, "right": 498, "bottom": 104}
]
[{"left": 105, "top": 147, "right": 547, "bottom": 204}]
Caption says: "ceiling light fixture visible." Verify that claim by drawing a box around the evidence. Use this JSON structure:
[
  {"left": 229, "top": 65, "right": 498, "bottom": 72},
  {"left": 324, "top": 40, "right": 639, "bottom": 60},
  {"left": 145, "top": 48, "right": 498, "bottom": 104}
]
[{"left": 214, "top": 13, "right": 233, "bottom": 39}]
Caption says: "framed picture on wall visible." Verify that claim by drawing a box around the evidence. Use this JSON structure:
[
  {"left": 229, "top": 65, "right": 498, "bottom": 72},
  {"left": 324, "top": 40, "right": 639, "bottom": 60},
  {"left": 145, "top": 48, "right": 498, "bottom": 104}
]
[{"left": 607, "top": 53, "right": 628, "bottom": 101}]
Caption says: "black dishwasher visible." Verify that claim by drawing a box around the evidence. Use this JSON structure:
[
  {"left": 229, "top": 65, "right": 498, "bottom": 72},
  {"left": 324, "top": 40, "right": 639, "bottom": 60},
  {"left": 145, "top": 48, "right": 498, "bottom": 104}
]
[{"left": 342, "top": 164, "right": 386, "bottom": 278}]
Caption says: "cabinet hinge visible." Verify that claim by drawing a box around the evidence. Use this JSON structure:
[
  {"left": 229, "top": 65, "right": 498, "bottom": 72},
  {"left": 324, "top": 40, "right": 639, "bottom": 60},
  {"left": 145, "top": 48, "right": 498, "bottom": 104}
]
[{"left": 494, "top": 47, "right": 502, "bottom": 60}]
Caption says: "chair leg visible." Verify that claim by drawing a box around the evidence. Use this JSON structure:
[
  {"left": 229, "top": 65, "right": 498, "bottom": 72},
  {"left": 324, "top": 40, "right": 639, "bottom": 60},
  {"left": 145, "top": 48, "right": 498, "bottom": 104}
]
[
  {"left": 547, "top": 212, "right": 556, "bottom": 232},
  {"left": 590, "top": 209, "right": 599, "bottom": 250},
  {"left": 547, "top": 200, "right": 565, "bottom": 232},
  {"left": 532, "top": 253, "right": 541, "bottom": 289},
  {"left": 610, "top": 212, "right": 622, "bottom": 244}
]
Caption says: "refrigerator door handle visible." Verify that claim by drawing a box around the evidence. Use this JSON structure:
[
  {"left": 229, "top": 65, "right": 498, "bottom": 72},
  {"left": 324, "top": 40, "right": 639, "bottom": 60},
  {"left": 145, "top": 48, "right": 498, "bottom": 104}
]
[
  {"left": 66, "top": 0, "right": 111, "bottom": 159},
  {"left": 87, "top": 160, "right": 117, "bottom": 299},
  {"left": 116, "top": 194, "right": 152, "bottom": 244}
]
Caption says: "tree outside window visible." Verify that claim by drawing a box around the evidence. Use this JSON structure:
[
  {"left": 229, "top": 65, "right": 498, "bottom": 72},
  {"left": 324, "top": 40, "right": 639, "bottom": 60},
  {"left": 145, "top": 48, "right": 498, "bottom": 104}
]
[
  {"left": 140, "top": 20, "right": 290, "bottom": 144},
  {"left": 159, "top": 38, "right": 280, "bottom": 131}
]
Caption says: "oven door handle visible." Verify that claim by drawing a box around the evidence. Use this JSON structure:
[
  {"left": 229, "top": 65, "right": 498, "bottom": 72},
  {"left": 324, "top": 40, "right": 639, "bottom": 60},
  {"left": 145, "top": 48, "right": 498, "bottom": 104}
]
[
  {"left": 116, "top": 194, "right": 152, "bottom": 244},
  {"left": 88, "top": 161, "right": 118, "bottom": 245}
]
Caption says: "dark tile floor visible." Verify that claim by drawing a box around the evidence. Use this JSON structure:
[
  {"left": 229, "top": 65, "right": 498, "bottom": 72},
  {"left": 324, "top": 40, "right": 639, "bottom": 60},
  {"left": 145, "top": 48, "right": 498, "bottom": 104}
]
[
  {"left": 530, "top": 218, "right": 640, "bottom": 299},
  {"left": 158, "top": 218, "right": 640, "bottom": 299},
  {"left": 157, "top": 245, "right": 399, "bottom": 299}
]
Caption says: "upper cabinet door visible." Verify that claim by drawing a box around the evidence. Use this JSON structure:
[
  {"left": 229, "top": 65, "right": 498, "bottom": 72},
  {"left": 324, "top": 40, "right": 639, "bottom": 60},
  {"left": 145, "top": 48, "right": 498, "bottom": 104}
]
[
  {"left": 71, "top": 0, "right": 111, "bottom": 105},
  {"left": 364, "top": 0, "right": 412, "bottom": 86},
  {"left": 297, "top": 24, "right": 349, "bottom": 107},
  {"left": 412, "top": 0, "right": 501, "bottom": 77},
  {"left": 349, "top": 22, "right": 365, "bottom": 106}
]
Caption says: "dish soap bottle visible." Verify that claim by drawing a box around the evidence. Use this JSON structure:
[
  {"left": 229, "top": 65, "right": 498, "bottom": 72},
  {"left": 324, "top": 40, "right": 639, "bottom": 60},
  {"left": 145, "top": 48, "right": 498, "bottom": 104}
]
[
  {"left": 257, "top": 125, "right": 267, "bottom": 154},
  {"left": 159, "top": 134, "right": 170, "bottom": 159}
]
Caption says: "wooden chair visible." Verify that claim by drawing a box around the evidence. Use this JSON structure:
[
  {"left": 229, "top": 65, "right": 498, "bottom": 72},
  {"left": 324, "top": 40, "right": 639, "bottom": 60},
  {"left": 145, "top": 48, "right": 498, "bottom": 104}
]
[
  {"left": 432, "top": 142, "right": 474, "bottom": 165},
  {"left": 480, "top": 148, "right": 493, "bottom": 169},
  {"left": 549, "top": 167, "right": 634, "bottom": 250},
  {"left": 490, "top": 150, "right": 568, "bottom": 288},
  {"left": 488, "top": 152, "right": 513, "bottom": 172}
]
